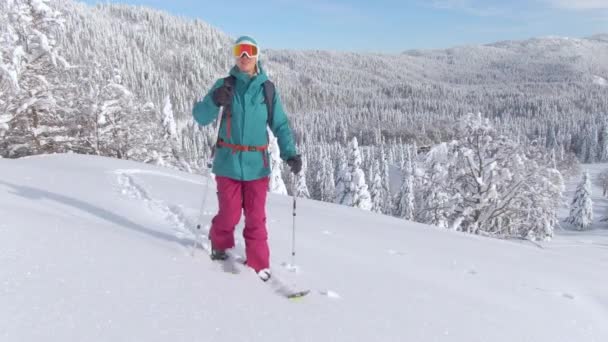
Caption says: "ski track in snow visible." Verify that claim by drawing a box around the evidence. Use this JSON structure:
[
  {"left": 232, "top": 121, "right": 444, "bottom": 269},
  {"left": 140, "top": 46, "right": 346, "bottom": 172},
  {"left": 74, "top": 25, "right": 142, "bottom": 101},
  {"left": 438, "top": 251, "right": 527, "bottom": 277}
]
[
  {"left": 114, "top": 170, "right": 205, "bottom": 253},
  {"left": 114, "top": 168, "right": 205, "bottom": 186}
]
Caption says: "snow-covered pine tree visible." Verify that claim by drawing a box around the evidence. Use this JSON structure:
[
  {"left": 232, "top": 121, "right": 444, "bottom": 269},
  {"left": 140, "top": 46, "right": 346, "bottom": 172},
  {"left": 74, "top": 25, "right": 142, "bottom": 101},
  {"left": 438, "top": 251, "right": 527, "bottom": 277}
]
[
  {"left": 351, "top": 144, "right": 373, "bottom": 211},
  {"left": 306, "top": 148, "right": 321, "bottom": 200},
  {"left": 370, "top": 159, "right": 385, "bottom": 213},
  {"left": 419, "top": 143, "right": 451, "bottom": 229},
  {"left": 397, "top": 138, "right": 405, "bottom": 169},
  {"left": 410, "top": 144, "right": 423, "bottom": 216},
  {"left": 367, "top": 159, "right": 374, "bottom": 199},
  {"left": 161, "top": 95, "right": 178, "bottom": 141},
  {"left": 585, "top": 126, "right": 598, "bottom": 163},
  {"left": 599, "top": 123, "right": 608, "bottom": 163},
  {"left": 335, "top": 137, "right": 372, "bottom": 210},
  {"left": 334, "top": 148, "right": 349, "bottom": 205},
  {"left": 600, "top": 169, "right": 608, "bottom": 197},
  {"left": 380, "top": 147, "right": 392, "bottom": 214},
  {"left": 311, "top": 165, "right": 322, "bottom": 200},
  {"left": 319, "top": 157, "right": 335, "bottom": 202},
  {"left": 294, "top": 155, "right": 310, "bottom": 199},
  {"left": 602, "top": 170, "right": 608, "bottom": 223},
  {"left": 268, "top": 134, "right": 287, "bottom": 195},
  {"left": 565, "top": 172, "right": 594, "bottom": 230},
  {"left": 396, "top": 149, "right": 415, "bottom": 220},
  {"left": 545, "top": 123, "right": 557, "bottom": 150}
]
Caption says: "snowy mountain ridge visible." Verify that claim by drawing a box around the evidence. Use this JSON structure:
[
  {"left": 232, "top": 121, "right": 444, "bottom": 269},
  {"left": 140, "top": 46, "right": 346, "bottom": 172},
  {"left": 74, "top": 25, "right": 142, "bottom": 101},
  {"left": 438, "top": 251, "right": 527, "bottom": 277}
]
[{"left": 1, "top": 153, "right": 607, "bottom": 341}]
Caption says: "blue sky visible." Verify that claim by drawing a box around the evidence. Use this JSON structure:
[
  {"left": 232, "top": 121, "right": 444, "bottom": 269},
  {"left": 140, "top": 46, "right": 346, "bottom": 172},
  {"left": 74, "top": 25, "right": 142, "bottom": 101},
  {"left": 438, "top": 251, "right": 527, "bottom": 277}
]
[{"left": 80, "top": 0, "right": 608, "bottom": 53}]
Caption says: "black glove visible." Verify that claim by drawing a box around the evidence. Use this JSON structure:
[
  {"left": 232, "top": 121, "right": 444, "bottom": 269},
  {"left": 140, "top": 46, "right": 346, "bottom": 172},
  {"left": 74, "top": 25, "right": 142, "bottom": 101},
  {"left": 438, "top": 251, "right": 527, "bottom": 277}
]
[
  {"left": 286, "top": 155, "right": 302, "bottom": 175},
  {"left": 212, "top": 85, "right": 232, "bottom": 107}
]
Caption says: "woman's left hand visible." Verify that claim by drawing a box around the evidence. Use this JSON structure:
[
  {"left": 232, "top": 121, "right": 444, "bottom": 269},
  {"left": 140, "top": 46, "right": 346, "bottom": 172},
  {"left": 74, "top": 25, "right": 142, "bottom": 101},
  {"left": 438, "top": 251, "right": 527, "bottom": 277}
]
[{"left": 286, "top": 155, "right": 302, "bottom": 175}]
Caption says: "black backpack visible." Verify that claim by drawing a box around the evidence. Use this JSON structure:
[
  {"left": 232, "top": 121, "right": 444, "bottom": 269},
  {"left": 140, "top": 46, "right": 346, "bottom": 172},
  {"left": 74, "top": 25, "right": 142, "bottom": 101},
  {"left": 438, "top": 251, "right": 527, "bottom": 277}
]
[{"left": 223, "top": 75, "right": 276, "bottom": 127}]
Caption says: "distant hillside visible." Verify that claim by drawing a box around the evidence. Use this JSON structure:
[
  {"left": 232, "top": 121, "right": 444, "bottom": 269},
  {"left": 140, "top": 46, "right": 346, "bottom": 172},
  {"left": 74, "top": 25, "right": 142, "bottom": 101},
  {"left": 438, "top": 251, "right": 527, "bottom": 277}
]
[{"left": 265, "top": 35, "right": 608, "bottom": 145}]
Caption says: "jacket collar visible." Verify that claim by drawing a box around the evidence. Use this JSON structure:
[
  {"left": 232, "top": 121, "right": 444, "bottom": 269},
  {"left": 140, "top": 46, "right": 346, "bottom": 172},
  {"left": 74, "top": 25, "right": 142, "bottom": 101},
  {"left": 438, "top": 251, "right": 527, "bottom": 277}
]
[{"left": 229, "top": 61, "right": 268, "bottom": 88}]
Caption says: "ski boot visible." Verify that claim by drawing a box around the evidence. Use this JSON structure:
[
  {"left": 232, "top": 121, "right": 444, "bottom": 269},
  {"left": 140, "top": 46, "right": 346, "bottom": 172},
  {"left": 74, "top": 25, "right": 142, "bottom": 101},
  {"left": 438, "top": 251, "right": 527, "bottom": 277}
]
[
  {"left": 257, "top": 268, "right": 272, "bottom": 282},
  {"left": 210, "top": 248, "right": 228, "bottom": 261}
]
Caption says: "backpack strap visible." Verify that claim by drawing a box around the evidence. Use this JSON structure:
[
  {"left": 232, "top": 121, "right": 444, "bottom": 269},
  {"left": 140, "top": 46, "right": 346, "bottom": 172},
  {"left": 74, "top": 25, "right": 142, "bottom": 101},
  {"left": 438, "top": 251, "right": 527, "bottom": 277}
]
[
  {"left": 222, "top": 75, "right": 236, "bottom": 139},
  {"left": 262, "top": 80, "right": 275, "bottom": 128},
  {"left": 223, "top": 75, "right": 236, "bottom": 89}
]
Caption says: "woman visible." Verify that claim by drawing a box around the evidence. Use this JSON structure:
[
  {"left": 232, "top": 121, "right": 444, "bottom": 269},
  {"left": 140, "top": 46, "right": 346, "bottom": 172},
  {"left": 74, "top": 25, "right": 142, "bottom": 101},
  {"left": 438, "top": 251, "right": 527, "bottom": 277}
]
[{"left": 192, "top": 36, "right": 301, "bottom": 281}]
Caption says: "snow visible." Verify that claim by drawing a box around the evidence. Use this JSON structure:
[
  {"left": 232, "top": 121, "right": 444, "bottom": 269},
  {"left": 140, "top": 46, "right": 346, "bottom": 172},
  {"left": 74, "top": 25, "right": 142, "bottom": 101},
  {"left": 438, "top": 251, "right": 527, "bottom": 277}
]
[
  {"left": 0, "top": 114, "right": 12, "bottom": 125},
  {"left": 0, "top": 62, "right": 18, "bottom": 90},
  {"left": 31, "top": 0, "right": 54, "bottom": 15},
  {"left": 1, "top": 154, "right": 607, "bottom": 341},
  {"left": 593, "top": 75, "right": 607, "bottom": 87}
]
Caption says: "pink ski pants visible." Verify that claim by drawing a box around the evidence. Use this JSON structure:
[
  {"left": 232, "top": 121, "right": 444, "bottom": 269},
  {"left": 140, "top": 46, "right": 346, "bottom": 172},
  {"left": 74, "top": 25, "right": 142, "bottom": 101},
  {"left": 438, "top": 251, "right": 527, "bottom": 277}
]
[{"left": 209, "top": 176, "right": 270, "bottom": 272}]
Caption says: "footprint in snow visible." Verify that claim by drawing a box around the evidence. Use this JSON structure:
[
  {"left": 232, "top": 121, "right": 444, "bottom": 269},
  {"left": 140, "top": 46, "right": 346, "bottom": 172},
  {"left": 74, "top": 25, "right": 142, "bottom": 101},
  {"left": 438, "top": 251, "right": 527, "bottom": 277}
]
[
  {"left": 281, "top": 262, "right": 300, "bottom": 273},
  {"left": 534, "top": 287, "right": 576, "bottom": 300},
  {"left": 561, "top": 293, "right": 576, "bottom": 300},
  {"left": 320, "top": 290, "right": 341, "bottom": 299}
]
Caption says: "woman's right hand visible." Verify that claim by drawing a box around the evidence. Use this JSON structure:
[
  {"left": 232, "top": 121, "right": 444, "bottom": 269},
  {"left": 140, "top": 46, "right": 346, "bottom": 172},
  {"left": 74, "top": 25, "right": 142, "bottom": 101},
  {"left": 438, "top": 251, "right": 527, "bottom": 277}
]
[{"left": 212, "top": 85, "right": 232, "bottom": 107}]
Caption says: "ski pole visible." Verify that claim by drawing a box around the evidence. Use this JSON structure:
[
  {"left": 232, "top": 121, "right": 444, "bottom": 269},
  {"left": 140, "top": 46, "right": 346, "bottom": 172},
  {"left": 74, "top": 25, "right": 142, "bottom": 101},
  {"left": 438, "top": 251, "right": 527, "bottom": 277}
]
[
  {"left": 193, "top": 175, "right": 211, "bottom": 255},
  {"left": 291, "top": 177, "right": 297, "bottom": 268},
  {"left": 193, "top": 106, "right": 225, "bottom": 255}
]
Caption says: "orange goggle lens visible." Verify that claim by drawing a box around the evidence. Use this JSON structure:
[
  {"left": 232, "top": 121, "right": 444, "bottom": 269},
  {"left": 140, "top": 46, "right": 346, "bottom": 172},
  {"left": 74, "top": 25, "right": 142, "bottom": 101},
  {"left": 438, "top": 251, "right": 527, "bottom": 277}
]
[{"left": 233, "top": 44, "right": 258, "bottom": 58}]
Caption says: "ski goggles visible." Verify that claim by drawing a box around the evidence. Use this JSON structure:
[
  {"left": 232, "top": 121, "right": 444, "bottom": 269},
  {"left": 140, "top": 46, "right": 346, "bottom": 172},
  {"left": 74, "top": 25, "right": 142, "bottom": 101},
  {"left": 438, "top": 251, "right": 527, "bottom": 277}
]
[{"left": 233, "top": 43, "right": 259, "bottom": 58}]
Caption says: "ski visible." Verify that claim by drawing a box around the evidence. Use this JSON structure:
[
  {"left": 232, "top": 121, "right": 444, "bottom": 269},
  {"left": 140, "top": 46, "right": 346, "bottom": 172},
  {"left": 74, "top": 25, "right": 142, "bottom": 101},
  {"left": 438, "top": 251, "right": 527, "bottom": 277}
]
[
  {"left": 286, "top": 290, "right": 310, "bottom": 299},
  {"left": 189, "top": 224, "right": 309, "bottom": 299},
  {"left": 266, "top": 276, "right": 310, "bottom": 300}
]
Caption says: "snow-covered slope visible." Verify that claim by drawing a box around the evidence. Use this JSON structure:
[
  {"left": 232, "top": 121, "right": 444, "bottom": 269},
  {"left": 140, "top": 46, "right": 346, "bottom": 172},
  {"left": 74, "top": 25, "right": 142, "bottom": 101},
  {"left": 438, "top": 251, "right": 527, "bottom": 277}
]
[{"left": 1, "top": 154, "right": 607, "bottom": 341}]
